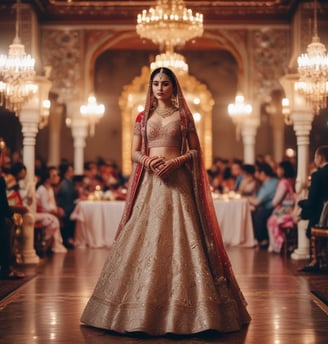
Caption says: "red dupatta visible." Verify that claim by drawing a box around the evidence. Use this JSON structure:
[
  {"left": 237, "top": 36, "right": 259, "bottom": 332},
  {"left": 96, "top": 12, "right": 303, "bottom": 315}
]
[{"left": 115, "top": 69, "right": 249, "bottom": 311}]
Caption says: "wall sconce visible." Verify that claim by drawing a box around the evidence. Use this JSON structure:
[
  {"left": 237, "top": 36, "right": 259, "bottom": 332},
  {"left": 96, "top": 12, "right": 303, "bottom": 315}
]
[
  {"left": 281, "top": 97, "right": 292, "bottom": 125},
  {"left": 80, "top": 95, "right": 105, "bottom": 137},
  {"left": 228, "top": 94, "right": 252, "bottom": 139},
  {"left": 39, "top": 99, "right": 51, "bottom": 129}
]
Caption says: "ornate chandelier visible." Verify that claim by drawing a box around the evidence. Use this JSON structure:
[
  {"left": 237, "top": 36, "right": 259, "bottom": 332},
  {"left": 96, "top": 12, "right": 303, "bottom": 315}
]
[
  {"left": 295, "top": 0, "right": 328, "bottom": 114},
  {"left": 228, "top": 94, "right": 252, "bottom": 138},
  {"left": 136, "top": 0, "right": 203, "bottom": 49},
  {"left": 150, "top": 50, "right": 189, "bottom": 75},
  {"left": 0, "top": 0, "right": 36, "bottom": 114},
  {"left": 80, "top": 95, "right": 105, "bottom": 137}
]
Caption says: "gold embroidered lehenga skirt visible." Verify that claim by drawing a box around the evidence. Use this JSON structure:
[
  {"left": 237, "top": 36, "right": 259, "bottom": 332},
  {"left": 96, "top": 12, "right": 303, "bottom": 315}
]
[{"left": 80, "top": 168, "right": 250, "bottom": 335}]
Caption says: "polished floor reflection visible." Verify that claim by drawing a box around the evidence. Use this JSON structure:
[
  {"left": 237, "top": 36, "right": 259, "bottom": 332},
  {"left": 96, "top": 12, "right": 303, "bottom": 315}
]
[{"left": 0, "top": 246, "right": 327, "bottom": 344}]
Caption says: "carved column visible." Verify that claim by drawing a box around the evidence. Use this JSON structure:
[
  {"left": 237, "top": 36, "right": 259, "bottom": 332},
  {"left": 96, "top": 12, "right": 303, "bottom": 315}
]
[
  {"left": 18, "top": 76, "right": 51, "bottom": 264},
  {"left": 71, "top": 118, "right": 88, "bottom": 175},
  {"left": 280, "top": 74, "right": 314, "bottom": 260},
  {"left": 67, "top": 102, "right": 88, "bottom": 175},
  {"left": 240, "top": 117, "right": 259, "bottom": 164},
  {"left": 19, "top": 106, "right": 40, "bottom": 264},
  {"left": 290, "top": 111, "right": 313, "bottom": 260}
]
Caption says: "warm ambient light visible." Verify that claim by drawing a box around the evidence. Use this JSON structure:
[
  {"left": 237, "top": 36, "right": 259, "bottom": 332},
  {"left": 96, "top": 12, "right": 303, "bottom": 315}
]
[
  {"left": 136, "top": 0, "right": 203, "bottom": 49},
  {"left": 80, "top": 95, "right": 105, "bottom": 137},
  {"left": 295, "top": 0, "right": 328, "bottom": 114},
  {"left": 228, "top": 95, "right": 252, "bottom": 139},
  {"left": 150, "top": 51, "right": 189, "bottom": 75},
  {"left": 0, "top": 0, "right": 36, "bottom": 114}
]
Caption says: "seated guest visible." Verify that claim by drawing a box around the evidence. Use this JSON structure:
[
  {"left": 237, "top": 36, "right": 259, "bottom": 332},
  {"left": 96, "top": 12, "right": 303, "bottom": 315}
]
[
  {"left": 56, "top": 162, "right": 78, "bottom": 249},
  {"left": 207, "top": 157, "right": 222, "bottom": 186},
  {"left": 11, "top": 162, "right": 67, "bottom": 254},
  {"left": 231, "top": 158, "right": 243, "bottom": 192},
  {"left": 83, "top": 161, "right": 100, "bottom": 194},
  {"left": 237, "top": 164, "right": 258, "bottom": 197},
  {"left": 220, "top": 166, "right": 235, "bottom": 193},
  {"left": 248, "top": 162, "right": 278, "bottom": 248},
  {"left": 36, "top": 166, "right": 67, "bottom": 253},
  {"left": 210, "top": 158, "right": 229, "bottom": 193},
  {"left": 298, "top": 145, "right": 328, "bottom": 271},
  {"left": 267, "top": 160, "right": 296, "bottom": 253}
]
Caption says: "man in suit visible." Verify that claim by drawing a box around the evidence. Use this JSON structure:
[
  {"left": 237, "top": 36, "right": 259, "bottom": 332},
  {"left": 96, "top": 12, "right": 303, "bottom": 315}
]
[{"left": 298, "top": 145, "right": 328, "bottom": 271}]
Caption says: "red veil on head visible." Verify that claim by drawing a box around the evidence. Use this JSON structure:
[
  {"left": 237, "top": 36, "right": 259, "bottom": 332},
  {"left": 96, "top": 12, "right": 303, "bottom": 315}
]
[{"left": 116, "top": 67, "right": 250, "bottom": 317}]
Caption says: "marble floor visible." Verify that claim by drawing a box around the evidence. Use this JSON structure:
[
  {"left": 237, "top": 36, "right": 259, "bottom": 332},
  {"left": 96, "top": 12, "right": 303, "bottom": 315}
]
[{"left": 0, "top": 246, "right": 327, "bottom": 344}]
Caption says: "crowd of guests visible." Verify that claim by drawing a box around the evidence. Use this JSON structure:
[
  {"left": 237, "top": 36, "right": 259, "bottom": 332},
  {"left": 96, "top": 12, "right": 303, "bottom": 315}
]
[
  {"left": 0, "top": 154, "right": 128, "bottom": 279},
  {"left": 1, "top": 146, "right": 327, "bottom": 279},
  {"left": 207, "top": 154, "right": 298, "bottom": 254},
  {"left": 207, "top": 147, "right": 328, "bottom": 271}
]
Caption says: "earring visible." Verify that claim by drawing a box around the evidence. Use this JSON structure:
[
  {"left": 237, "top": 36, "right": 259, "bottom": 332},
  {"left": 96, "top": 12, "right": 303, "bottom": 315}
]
[
  {"left": 171, "top": 95, "right": 177, "bottom": 107},
  {"left": 152, "top": 98, "right": 158, "bottom": 109}
]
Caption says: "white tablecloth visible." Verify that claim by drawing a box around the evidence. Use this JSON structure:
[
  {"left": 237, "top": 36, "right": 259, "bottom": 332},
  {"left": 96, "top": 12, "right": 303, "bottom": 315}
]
[
  {"left": 213, "top": 198, "right": 256, "bottom": 247},
  {"left": 71, "top": 198, "right": 255, "bottom": 248},
  {"left": 71, "top": 200, "right": 125, "bottom": 248}
]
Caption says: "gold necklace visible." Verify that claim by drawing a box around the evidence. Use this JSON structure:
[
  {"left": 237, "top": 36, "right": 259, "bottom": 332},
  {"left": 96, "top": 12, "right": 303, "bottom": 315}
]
[{"left": 155, "top": 106, "right": 177, "bottom": 118}]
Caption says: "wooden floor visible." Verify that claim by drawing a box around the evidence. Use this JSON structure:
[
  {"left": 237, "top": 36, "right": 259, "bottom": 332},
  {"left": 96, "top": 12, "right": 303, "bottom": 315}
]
[{"left": 0, "top": 246, "right": 327, "bottom": 344}]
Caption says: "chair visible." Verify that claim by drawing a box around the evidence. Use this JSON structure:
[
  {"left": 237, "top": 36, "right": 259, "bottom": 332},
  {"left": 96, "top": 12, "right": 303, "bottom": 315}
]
[
  {"left": 310, "top": 201, "right": 328, "bottom": 267},
  {"left": 34, "top": 222, "right": 53, "bottom": 257},
  {"left": 280, "top": 224, "right": 297, "bottom": 258}
]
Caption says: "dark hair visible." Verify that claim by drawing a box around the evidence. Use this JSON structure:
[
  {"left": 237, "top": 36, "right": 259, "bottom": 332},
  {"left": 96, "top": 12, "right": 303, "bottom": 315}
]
[
  {"left": 278, "top": 160, "right": 295, "bottom": 178},
  {"left": 222, "top": 167, "right": 232, "bottom": 180},
  {"left": 232, "top": 158, "right": 243, "bottom": 166},
  {"left": 84, "top": 161, "right": 96, "bottom": 170},
  {"left": 73, "top": 175, "right": 84, "bottom": 183},
  {"left": 257, "top": 162, "right": 275, "bottom": 177},
  {"left": 241, "top": 164, "right": 255, "bottom": 175},
  {"left": 39, "top": 166, "right": 57, "bottom": 185},
  {"left": 150, "top": 67, "right": 177, "bottom": 96},
  {"left": 11, "top": 162, "right": 26, "bottom": 178},
  {"left": 59, "top": 161, "right": 73, "bottom": 179},
  {"left": 316, "top": 145, "right": 328, "bottom": 162}
]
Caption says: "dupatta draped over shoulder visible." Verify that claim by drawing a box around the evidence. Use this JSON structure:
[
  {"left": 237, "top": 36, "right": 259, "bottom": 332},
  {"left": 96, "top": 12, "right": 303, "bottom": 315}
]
[
  {"left": 81, "top": 69, "right": 250, "bottom": 335},
  {"left": 115, "top": 72, "right": 250, "bottom": 322}
]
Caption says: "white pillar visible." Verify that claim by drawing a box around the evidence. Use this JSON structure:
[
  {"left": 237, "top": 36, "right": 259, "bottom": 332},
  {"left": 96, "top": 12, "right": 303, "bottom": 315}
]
[
  {"left": 17, "top": 75, "right": 52, "bottom": 264},
  {"left": 71, "top": 117, "right": 88, "bottom": 175},
  {"left": 280, "top": 73, "right": 314, "bottom": 260},
  {"left": 290, "top": 111, "right": 313, "bottom": 260},
  {"left": 241, "top": 119, "right": 258, "bottom": 164},
  {"left": 62, "top": 100, "right": 89, "bottom": 175},
  {"left": 19, "top": 103, "right": 40, "bottom": 264}
]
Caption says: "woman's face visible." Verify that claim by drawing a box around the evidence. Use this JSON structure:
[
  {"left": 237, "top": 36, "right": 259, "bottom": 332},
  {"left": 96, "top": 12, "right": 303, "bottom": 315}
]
[
  {"left": 276, "top": 166, "right": 284, "bottom": 178},
  {"left": 152, "top": 72, "right": 174, "bottom": 103}
]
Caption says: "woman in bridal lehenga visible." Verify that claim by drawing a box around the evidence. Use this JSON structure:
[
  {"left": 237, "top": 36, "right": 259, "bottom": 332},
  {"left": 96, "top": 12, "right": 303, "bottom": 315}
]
[{"left": 80, "top": 67, "right": 251, "bottom": 335}]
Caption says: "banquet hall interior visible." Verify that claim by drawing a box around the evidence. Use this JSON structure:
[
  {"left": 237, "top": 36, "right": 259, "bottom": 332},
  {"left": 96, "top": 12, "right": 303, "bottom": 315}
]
[{"left": 0, "top": 0, "right": 328, "bottom": 343}]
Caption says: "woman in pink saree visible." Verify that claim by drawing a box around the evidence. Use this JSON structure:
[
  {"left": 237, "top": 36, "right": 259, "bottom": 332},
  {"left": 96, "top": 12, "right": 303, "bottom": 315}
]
[
  {"left": 80, "top": 67, "right": 251, "bottom": 335},
  {"left": 267, "top": 160, "right": 296, "bottom": 253}
]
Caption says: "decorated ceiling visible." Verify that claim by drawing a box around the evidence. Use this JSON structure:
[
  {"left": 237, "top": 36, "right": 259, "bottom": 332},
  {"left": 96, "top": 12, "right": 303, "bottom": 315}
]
[{"left": 0, "top": 0, "right": 327, "bottom": 24}]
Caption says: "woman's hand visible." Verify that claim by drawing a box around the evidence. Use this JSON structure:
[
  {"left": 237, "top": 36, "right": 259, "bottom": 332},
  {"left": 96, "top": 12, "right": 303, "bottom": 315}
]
[
  {"left": 155, "top": 158, "right": 178, "bottom": 179},
  {"left": 156, "top": 152, "right": 192, "bottom": 179},
  {"left": 149, "top": 156, "right": 166, "bottom": 173}
]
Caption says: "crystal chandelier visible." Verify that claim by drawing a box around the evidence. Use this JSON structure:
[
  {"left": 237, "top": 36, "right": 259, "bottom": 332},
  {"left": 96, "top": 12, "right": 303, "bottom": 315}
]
[
  {"left": 136, "top": 0, "right": 203, "bottom": 49},
  {"left": 80, "top": 95, "right": 105, "bottom": 137},
  {"left": 0, "top": 0, "right": 36, "bottom": 114},
  {"left": 228, "top": 95, "right": 252, "bottom": 139},
  {"left": 295, "top": 0, "right": 328, "bottom": 114},
  {"left": 150, "top": 50, "right": 189, "bottom": 75}
]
